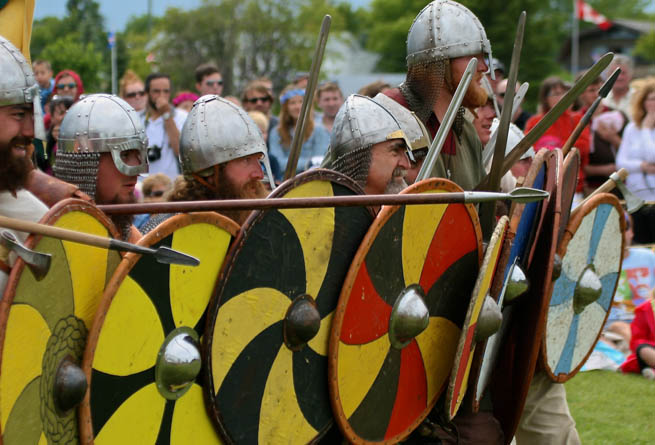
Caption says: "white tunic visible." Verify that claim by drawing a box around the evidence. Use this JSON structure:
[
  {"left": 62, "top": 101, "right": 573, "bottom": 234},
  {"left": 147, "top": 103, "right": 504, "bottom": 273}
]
[{"left": 0, "top": 190, "right": 48, "bottom": 295}]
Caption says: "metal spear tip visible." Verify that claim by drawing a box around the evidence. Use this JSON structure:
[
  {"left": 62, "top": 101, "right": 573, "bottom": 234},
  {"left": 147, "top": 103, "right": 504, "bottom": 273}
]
[
  {"left": 599, "top": 68, "right": 621, "bottom": 98},
  {"left": 154, "top": 247, "right": 200, "bottom": 266},
  {"left": 508, "top": 187, "right": 550, "bottom": 203}
]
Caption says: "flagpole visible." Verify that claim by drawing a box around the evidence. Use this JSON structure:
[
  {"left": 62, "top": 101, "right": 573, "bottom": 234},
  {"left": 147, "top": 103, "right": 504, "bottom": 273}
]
[{"left": 572, "top": 0, "right": 579, "bottom": 75}]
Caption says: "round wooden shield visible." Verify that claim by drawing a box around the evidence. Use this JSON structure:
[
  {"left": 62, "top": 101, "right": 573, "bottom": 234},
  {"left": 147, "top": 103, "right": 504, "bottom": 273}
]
[
  {"left": 79, "top": 212, "right": 239, "bottom": 444},
  {"left": 558, "top": 148, "right": 581, "bottom": 245},
  {"left": 470, "top": 149, "right": 555, "bottom": 411},
  {"left": 0, "top": 199, "right": 120, "bottom": 445},
  {"left": 491, "top": 148, "right": 562, "bottom": 443},
  {"left": 445, "top": 215, "right": 508, "bottom": 420},
  {"left": 542, "top": 193, "right": 624, "bottom": 382},
  {"left": 329, "top": 178, "right": 483, "bottom": 444},
  {"left": 204, "top": 169, "right": 375, "bottom": 444}
]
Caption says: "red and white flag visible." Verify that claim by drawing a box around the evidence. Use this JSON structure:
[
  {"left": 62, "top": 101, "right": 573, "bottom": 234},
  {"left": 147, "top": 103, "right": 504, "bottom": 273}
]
[{"left": 577, "top": 0, "right": 612, "bottom": 30}]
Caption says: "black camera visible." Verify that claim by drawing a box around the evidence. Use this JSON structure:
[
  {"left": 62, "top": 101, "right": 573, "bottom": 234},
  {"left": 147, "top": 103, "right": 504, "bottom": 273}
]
[{"left": 147, "top": 145, "right": 162, "bottom": 162}]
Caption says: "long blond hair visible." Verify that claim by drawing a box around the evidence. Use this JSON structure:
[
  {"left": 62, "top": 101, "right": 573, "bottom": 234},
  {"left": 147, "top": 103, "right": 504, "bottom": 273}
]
[
  {"left": 631, "top": 77, "right": 655, "bottom": 128},
  {"left": 278, "top": 84, "right": 314, "bottom": 148}
]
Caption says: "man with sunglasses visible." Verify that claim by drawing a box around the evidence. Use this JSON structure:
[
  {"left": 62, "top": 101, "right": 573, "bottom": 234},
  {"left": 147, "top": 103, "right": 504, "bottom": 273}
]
[
  {"left": 242, "top": 79, "right": 279, "bottom": 145},
  {"left": 195, "top": 63, "right": 224, "bottom": 97},
  {"left": 143, "top": 72, "right": 187, "bottom": 180}
]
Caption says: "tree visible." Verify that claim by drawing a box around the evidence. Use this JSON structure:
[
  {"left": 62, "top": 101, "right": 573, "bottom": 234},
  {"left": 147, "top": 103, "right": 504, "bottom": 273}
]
[
  {"left": 38, "top": 34, "right": 104, "bottom": 89},
  {"left": 634, "top": 31, "right": 655, "bottom": 63},
  {"left": 30, "top": 0, "right": 111, "bottom": 92}
]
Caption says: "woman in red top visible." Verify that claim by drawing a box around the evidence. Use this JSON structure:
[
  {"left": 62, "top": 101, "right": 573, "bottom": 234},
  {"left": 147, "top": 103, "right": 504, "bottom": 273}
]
[{"left": 525, "top": 76, "right": 590, "bottom": 194}]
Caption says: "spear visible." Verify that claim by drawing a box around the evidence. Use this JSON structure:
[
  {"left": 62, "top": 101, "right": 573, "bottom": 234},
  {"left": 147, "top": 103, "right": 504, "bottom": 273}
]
[
  {"left": 283, "top": 15, "right": 331, "bottom": 180},
  {"left": 475, "top": 52, "right": 615, "bottom": 190},
  {"left": 415, "top": 57, "right": 478, "bottom": 182},
  {"left": 0, "top": 215, "right": 199, "bottom": 266},
  {"left": 97, "top": 187, "right": 548, "bottom": 215},
  {"left": 561, "top": 67, "right": 620, "bottom": 156}
]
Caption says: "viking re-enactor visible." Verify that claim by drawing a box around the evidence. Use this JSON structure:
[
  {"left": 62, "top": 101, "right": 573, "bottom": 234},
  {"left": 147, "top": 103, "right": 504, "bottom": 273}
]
[
  {"left": 385, "top": 0, "right": 493, "bottom": 192},
  {"left": 142, "top": 94, "right": 276, "bottom": 231},
  {"left": 0, "top": 35, "right": 49, "bottom": 294},
  {"left": 54, "top": 94, "right": 150, "bottom": 242}
]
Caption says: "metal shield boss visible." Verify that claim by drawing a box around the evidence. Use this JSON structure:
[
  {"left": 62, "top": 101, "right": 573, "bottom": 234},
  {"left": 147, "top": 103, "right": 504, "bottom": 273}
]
[
  {"left": 0, "top": 199, "right": 121, "bottom": 445},
  {"left": 542, "top": 193, "right": 624, "bottom": 382},
  {"left": 204, "top": 169, "right": 375, "bottom": 444},
  {"left": 329, "top": 178, "right": 483, "bottom": 444},
  {"left": 79, "top": 213, "right": 239, "bottom": 444}
]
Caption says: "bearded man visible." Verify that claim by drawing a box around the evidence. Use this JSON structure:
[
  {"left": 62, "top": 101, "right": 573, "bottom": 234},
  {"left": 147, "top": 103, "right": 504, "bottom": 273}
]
[
  {"left": 142, "top": 95, "right": 275, "bottom": 231},
  {"left": 54, "top": 94, "right": 149, "bottom": 242},
  {"left": 0, "top": 35, "right": 49, "bottom": 294},
  {"left": 324, "top": 94, "right": 413, "bottom": 197},
  {"left": 385, "top": 0, "right": 494, "bottom": 191}
]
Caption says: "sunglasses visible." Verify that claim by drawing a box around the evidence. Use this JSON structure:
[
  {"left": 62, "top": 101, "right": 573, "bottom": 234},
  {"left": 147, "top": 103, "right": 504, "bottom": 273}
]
[
  {"left": 149, "top": 190, "right": 166, "bottom": 198},
  {"left": 125, "top": 90, "right": 146, "bottom": 99},
  {"left": 205, "top": 80, "right": 223, "bottom": 87},
  {"left": 245, "top": 96, "right": 272, "bottom": 104},
  {"left": 57, "top": 82, "right": 76, "bottom": 90}
]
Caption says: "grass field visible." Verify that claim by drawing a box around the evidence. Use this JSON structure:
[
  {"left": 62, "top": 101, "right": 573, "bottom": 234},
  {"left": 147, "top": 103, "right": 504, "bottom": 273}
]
[{"left": 566, "top": 370, "right": 655, "bottom": 443}]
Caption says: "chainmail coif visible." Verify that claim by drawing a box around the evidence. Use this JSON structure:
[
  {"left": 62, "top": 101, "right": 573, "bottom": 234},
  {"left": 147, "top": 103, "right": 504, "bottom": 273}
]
[
  {"left": 330, "top": 144, "right": 373, "bottom": 190},
  {"left": 53, "top": 152, "right": 101, "bottom": 200}
]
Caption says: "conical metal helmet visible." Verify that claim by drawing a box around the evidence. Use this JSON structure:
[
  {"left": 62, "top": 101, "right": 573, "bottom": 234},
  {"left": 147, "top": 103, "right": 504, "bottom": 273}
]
[
  {"left": 330, "top": 94, "right": 411, "bottom": 160},
  {"left": 372, "top": 93, "right": 430, "bottom": 152},
  {"left": 180, "top": 95, "right": 275, "bottom": 188},
  {"left": 58, "top": 94, "right": 149, "bottom": 176},
  {"left": 0, "top": 35, "right": 46, "bottom": 140},
  {"left": 406, "top": 0, "right": 494, "bottom": 76}
]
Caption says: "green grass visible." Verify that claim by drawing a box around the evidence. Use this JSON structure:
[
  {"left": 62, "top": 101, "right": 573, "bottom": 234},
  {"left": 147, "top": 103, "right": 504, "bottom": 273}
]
[{"left": 565, "top": 370, "right": 655, "bottom": 444}]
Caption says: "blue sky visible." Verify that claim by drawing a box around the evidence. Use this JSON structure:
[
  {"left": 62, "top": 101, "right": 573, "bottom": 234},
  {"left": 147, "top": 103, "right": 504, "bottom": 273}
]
[{"left": 34, "top": 0, "right": 372, "bottom": 32}]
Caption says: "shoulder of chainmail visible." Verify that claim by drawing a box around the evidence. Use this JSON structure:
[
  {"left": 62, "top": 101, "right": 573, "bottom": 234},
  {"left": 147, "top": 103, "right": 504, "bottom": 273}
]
[{"left": 139, "top": 213, "right": 175, "bottom": 235}]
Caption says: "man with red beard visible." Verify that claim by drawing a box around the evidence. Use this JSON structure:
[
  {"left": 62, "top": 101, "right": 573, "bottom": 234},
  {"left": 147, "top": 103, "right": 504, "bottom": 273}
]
[
  {"left": 0, "top": 35, "right": 49, "bottom": 294},
  {"left": 384, "top": 0, "right": 495, "bottom": 192},
  {"left": 141, "top": 95, "right": 276, "bottom": 231},
  {"left": 54, "top": 94, "right": 149, "bottom": 242},
  {"left": 323, "top": 94, "right": 413, "bottom": 198}
]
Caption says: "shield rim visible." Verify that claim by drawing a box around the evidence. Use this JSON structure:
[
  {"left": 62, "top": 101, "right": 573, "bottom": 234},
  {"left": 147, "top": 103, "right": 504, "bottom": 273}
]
[
  {"left": 540, "top": 192, "right": 625, "bottom": 383},
  {"left": 558, "top": 148, "right": 581, "bottom": 245},
  {"left": 78, "top": 211, "right": 239, "bottom": 444},
  {"left": 445, "top": 215, "right": 509, "bottom": 419},
  {"left": 469, "top": 148, "right": 554, "bottom": 412},
  {"left": 328, "top": 177, "right": 483, "bottom": 445},
  {"left": 203, "top": 168, "right": 374, "bottom": 444},
  {"left": 0, "top": 198, "right": 120, "bottom": 444}
]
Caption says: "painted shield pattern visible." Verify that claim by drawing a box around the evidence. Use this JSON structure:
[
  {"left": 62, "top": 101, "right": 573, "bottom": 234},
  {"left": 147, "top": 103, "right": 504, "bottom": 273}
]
[
  {"left": 0, "top": 199, "right": 120, "bottom": 445},
  {"left": 205, "top": 169, "right": 375, "bottom": 444},
  {"left": 446, "top": 215, "right": 508, "bottom": 419},
  {"left": 329, "top": 178, "right": 483, "bottom": 444},
  {"left": 543, "top": 193, "right": 624, "bottom": 382},
  {"left": 491, "top": 149, "right": 562, "bottom": 443},
  {"left": 471, "top": 149, "right": 555, "bottom": 411},
  {"left": 79, "top": 212, "right": 238, "bottom": 444}
]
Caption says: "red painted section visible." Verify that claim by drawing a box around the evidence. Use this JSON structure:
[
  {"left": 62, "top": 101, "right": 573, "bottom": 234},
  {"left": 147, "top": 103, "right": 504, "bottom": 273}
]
[
  {"left": 450, "top": 322, "right": 477, "bottom": 416},
  {"left": 419, "top": 204, "right": 477, "bottom": 291},
  {"left": 340, "top": 262, "right": 392, "bottom": 345},
  {"left": 385, "top": 341, "right": 428, "bottom": 439}
]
